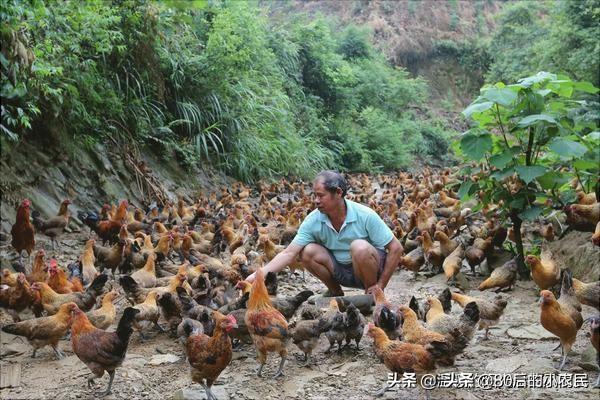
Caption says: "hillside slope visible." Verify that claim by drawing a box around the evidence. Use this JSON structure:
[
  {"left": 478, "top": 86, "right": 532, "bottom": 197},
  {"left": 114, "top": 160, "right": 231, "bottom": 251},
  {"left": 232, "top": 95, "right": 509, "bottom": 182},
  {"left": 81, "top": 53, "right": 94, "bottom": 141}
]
[{"left": 267, "top": 0, "right": 504, "bottom": 108}]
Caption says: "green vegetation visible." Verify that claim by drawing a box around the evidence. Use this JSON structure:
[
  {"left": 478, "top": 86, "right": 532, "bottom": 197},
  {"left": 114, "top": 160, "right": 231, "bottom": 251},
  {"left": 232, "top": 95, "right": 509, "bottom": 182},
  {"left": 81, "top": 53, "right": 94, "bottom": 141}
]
[
  {"left": 1, "top": 0, "right": 451, "bottom": 181},
  {"left": 457, "top": 72, "right": 599, "bottom": 276},
  {"left": 486, "top": 0, "right": 600, "bottom": 87}
]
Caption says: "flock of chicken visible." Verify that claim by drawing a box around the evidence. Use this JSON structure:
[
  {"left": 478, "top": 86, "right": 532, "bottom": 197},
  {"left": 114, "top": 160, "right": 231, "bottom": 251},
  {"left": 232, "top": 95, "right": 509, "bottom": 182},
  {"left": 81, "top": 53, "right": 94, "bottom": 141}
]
[{"left": 1, "top": 169, "right": 600, "bottom": 399}]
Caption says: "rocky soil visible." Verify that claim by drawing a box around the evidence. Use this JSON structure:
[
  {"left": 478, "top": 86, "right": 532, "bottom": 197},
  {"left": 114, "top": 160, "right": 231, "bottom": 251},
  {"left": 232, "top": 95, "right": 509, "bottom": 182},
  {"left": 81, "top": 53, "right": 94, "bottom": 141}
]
[{"left": 0, "top": 229, "right": 598, "bottom": 400}]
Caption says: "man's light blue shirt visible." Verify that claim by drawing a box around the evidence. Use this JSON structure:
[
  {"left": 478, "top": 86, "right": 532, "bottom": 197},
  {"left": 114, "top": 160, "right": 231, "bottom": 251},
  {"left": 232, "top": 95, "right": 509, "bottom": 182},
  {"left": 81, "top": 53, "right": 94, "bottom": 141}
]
[{"left": 291, "top": 199, "right": 394, "bottom": 264}]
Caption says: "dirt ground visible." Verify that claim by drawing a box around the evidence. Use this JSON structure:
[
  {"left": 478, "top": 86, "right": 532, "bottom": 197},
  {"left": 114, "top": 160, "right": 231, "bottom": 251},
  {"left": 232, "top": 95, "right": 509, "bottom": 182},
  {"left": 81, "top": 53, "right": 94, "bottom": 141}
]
[{"left": 1, "top": 231, "right": 599, "bottom": 400}]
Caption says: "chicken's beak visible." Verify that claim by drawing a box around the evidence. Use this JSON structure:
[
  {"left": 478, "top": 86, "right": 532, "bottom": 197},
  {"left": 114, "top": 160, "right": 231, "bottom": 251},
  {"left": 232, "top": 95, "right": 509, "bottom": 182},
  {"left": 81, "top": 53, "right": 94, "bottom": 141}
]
[{"left": 538, "top": 296, "right": 543, "bottom": 304}]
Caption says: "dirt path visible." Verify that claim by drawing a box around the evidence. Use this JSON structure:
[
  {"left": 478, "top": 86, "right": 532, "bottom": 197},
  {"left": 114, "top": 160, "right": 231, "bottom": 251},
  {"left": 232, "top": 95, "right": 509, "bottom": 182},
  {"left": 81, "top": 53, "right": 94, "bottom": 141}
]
[{"left": 1, "top": 232, "right": 599, "bottom": 400}]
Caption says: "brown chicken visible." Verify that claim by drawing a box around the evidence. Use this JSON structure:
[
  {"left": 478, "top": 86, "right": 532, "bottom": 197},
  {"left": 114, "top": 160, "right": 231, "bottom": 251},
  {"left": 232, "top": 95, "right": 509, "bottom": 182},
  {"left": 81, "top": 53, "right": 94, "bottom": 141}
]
[
  {"left": 46, "top": 259, "right": 84, "bottom": 294},
  {"left": 434, "top": 230, "right": 458, "bottom": 257},
  {"left": 182, "top": 312, "right": 237, "bottom": 400},
  {"left": 576, "top": 191, "right": 597, "bottom": 205},
  {"left": 442, "top": 244, "right": 465, "bottom": 282},
  {"left": 130, "top": 252, "right": 157, "bottom": 288},
  {"left": 245, "top": 267, "right": 289, "bottom": 378},
  {"left": 86, "top": 290, "right": 118, "bottom": 330},
  {"left": 2, "top": 302, "right": 77, "bottom": 358},
  {"left": 589, "top": 316, "right": 599, "bottom": 387},
  {"left": 426, "top": 298, "right": 480, "bottom": 343},
  {"left": 571, "top": 277, "right": 600, "bottom": 310},
  {"left": 478, "top": 258, "right": 518, "bottom": 292},
  {"left": 120, "top": 272, "right": 186, "bottom": 306},
  {"left": 132, "top": 291, "right": 163, "bottom": 340},
  {"left": 290, "top": 319, "right": 321, "bottom": 366},
  {"left": 539, "top": 289, "right": 581, "bottom": 370},
  {"left": 539, "top": 223, "right": 555, "bottom": 241},
  {"left": 398, "top": 305, "right": 447, "bottom": 346},
  {"left": 1, "top": 269, "right": 19, "bottom": 287},
  {"left": 420, "top": 232, "right": 444, "bottom": 271},
  {"left": 557, "top": 271, "right": 583, "bottom": 329},
  {"left": 451, "top": 292, "right": 507, "bottom": 340},
  {"left": 317, "top": 298, "right": 346, "bottom": 353},
  {"left": 31, "top": 199, "right": 71, "bottom": 250},
  {"left": 564, "top": 202, "right": 600, "bottom": 231},
  {"left": 28, "top": 248, "right": 48, "bottom": 284},
  {"left": 94, "top": 240, "right": 125, "bottom": 275},
  {"left": 399, "top": 247, "right": 425, "bottom": 279},
  {"left": 32, "top": 274, "right": 108, "bottom": 314},
  {"left": 81, "top": 238, "right": 99, "bottom": 284},
  {"left": 365, "top": 323, "right": 447, "bottom": 397},
  {"left": 398, "top": 305, "right": 466, "bottom": 366},
  {"left": 71, "top": 306, "right": 140, "bottom": 395},
  {"left": 0, "top": 273, "right": 37, "bottom": 321},
  {"left": 592, "top": 221, "right": 600, "bottom": 246},
  {"left": 525, "top": 251, "right": 561, "bottom": 290},
  {"left": 465, "top": 237, "right": 492, "bottom": 275},
  {"left": 11, "top": 199, "right": 35, "bottom": 262}
]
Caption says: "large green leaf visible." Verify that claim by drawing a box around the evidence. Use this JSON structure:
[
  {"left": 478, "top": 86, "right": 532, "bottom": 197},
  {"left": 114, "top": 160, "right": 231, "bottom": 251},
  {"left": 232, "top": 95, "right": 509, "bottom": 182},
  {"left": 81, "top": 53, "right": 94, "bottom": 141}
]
[
  {"left": 460, "top": 132, "right": 492, "bottom": 160},
  {"left": 518, "top": 72, "right": 556, "bottom": 87},
  {"left": 457, "top": 181, "right": 475, "bottom": 200},
  {"left": 585, "top": 131, "right": 600, "bottom": 142},
  {"left": 573, "top": 81, "right": 599, "bottom": 94},
  {"left": 548, "top": 80, "right": 574, "bottom": 98},
  {"left": 462, "top": 101, "right": 493, "bottom": 118},
  {"left": 537, "top": 171, "right": 570, "bottom": 190},
  {"left": 574, "top": 160, "right": 599, "bottom": 170},
  {"left": 517, "top": 114, "right": 557, "bottom": 127},
  {"left": 489, "top": 149, "right": 514, "bottom": 169},
  {"left": 549, "top": 138, "right": 588, "bottom": 158},
  {"left": 491, "top": 167, "right": 514, "bottom": 181},
  {"left": 482, "top": 88, "right": 517, "bottom": 107},
  {"left": 515, "top": 165, "right": 547, "bottom": 184},
  {"left": 518, "top": 206, "right": 543, "bottom": 221}
]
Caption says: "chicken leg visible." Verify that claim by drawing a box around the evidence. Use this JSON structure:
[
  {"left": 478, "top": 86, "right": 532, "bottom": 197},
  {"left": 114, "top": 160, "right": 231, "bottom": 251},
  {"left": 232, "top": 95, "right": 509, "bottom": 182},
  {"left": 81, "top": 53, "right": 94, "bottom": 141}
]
[
  {"left": 201, "top": 383, "right": 216, "bottom": 400},
  {"left": 52, "top": 345, "right": 65, "bottom": 359},
  {"left": 272, "top": 355, "right": 286, "bottom": 378},
  {"left": 97, "top": 370, "right": 115, "bottom": 396},
  {"left": 557, "top": 345, "right": 568, "bottom": 371}
]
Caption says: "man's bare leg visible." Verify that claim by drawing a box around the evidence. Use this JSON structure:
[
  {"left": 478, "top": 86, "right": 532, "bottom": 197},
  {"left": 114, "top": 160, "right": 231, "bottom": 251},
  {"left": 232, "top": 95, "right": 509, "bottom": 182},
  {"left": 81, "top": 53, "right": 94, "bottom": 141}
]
[
  {"left": 300, "top": 243, "right": 344, "bottom": 296},
  {"left": 350, "top": 240, "right": 381, "bottom": 290}
]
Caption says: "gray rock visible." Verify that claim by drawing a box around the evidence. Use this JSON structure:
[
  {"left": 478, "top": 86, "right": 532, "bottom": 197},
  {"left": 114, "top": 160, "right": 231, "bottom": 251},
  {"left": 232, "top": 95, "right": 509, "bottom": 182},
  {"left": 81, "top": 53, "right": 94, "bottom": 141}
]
[
  {"left": 485, "top": 355, "right": 529, "bottom": 373},
  {"left": 517, "top": 357, "right": 557, "bottom": 374},
  {"left": 0, "top": 342, "right": 29, "bottom": 357},
  {"left": 578, "top": 344, "right": 600, "bottom": 371},
  {"left": 173, "top": 386, "right": 212, "bottom": 400},
  {"left": 148, "top": 353, "right": 180, "bottom": 366},
  {"left": 123, "top": 353, "right": 147, "bottom": 368},
  {"left": 506, "top": 324, "right": 556, "bottom": 340}
]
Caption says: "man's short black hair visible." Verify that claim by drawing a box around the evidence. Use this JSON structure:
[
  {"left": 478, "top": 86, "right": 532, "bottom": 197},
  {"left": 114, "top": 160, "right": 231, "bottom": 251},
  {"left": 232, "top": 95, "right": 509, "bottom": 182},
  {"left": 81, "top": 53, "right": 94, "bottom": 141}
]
[{"left": 314, "top": 170, "right": 347, "bottom": 197}]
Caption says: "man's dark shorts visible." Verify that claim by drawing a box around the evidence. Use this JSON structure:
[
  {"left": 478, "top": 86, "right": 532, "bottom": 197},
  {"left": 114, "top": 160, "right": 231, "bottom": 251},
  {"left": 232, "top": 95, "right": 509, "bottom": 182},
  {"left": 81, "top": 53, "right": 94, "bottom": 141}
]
[{"left": 329, "top": 248, "right": 387, "bottom": 289}]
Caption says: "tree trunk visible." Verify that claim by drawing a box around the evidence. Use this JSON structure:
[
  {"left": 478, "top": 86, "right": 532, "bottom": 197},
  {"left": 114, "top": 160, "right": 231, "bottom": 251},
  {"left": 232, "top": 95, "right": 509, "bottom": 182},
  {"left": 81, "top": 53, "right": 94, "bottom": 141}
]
[{"left": 510, "top": 211, "right": 529, "bottom": 279}]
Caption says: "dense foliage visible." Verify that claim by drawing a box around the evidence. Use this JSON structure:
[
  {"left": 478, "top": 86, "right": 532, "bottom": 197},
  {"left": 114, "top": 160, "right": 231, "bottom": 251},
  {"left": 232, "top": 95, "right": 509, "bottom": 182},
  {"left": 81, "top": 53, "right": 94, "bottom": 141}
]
[
  {"left": 0, "top": 0, "right": 451, "bottom": 181},
  {"left": 486, "top": 0, "right": 600, "bottom": 87},
  {"left": 457, "top": 72, "right": 599, "bottom": 276}
]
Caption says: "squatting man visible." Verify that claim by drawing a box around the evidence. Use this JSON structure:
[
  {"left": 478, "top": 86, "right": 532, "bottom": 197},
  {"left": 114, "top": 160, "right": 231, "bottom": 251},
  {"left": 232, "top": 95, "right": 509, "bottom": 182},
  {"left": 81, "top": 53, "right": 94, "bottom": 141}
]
[{"left": 246, "top": 170, "right": 404, "bottom": 295}]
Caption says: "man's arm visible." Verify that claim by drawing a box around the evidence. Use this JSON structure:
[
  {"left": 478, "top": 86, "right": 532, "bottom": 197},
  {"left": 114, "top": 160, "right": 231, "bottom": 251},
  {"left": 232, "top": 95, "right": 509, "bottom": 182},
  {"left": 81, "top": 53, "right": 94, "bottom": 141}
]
[
  {"left": 376, "top": 237, "right": 403, "bottom": 290},
  {"left": 245, "top": 243, "right": 304, "bottom": 283}
]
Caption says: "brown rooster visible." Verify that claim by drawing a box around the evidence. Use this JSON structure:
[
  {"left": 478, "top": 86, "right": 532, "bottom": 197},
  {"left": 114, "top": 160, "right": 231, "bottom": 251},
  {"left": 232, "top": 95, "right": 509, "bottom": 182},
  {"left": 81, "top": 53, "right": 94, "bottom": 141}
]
[
  {"left": 245, "top": 267, "right": 289, "bottom": 378},
  {"left": 11, "top": 199, "right": 35, "bottom": 263},
  {"left": 71, "top": 306, "right": 139, "bottom": 395}
]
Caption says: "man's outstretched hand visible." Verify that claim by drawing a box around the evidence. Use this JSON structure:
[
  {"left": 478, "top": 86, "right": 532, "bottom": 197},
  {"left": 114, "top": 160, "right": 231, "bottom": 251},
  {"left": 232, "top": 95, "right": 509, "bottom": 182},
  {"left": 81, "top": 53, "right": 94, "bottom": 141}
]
[
  {"left": 366, "top": 283, "right": 382, "bottom": 295},
  {"left": 245, "top": 272, "right": 256, "bottom": 283}
]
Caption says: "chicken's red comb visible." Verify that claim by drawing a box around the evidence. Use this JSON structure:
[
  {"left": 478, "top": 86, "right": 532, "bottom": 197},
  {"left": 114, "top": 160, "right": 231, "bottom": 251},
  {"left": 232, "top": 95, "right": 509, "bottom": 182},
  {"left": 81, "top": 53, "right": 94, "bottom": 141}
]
[
  {"left": 227, "top": 314, "right": 237, "bottom": 324},
  {"left": 22, "top": 199, "right": 31, "bottom": 207},
  {"left": 49, "top": 259, "right": 58, "bottom": 267}
]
